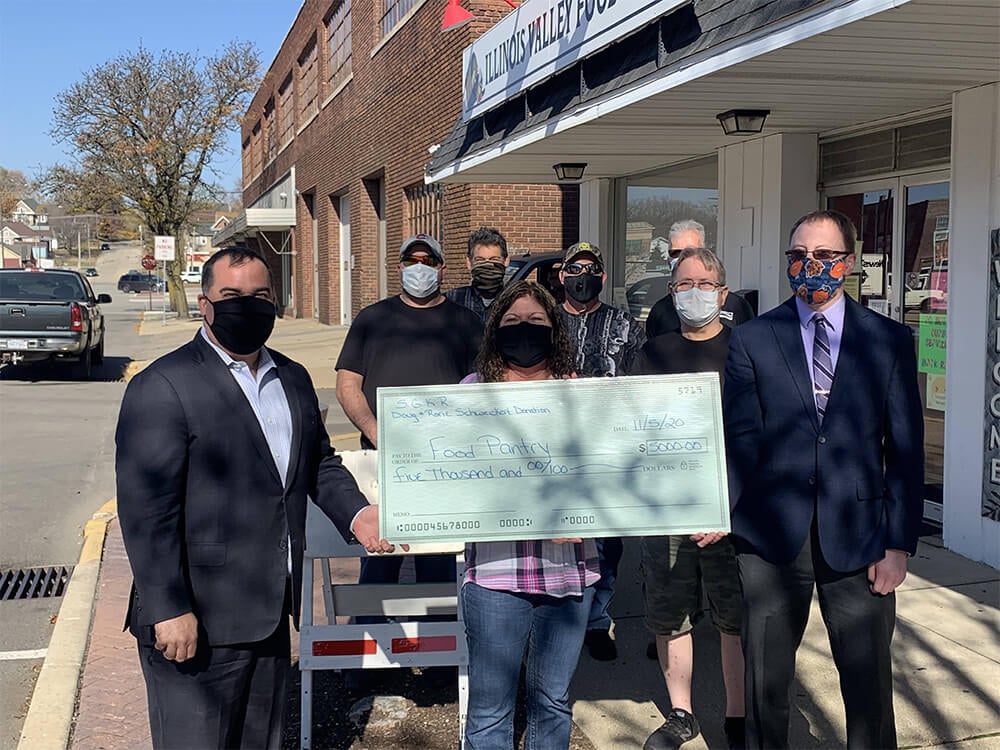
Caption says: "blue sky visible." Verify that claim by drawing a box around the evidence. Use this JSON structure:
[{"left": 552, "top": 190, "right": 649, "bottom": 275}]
[{"left": 0, "top": 1, "right": 298, "bottom": 197}]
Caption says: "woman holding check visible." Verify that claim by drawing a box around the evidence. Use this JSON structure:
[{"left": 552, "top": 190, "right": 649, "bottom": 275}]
[{"left": 459, "top": 281, "right": 600, "bottom": 749}]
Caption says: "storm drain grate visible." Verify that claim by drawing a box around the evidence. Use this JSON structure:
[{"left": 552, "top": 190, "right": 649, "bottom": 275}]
[{"left": 0, "top": 566, "right": 73, "bottom": 600}]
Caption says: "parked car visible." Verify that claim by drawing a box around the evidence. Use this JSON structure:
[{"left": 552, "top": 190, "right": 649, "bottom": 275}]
[
  {"left": 625, "top": 272, "right": 671, "bottom": 322},
  {"left": 506, "top": 251, "right": 564, "bottom": 300},
  {"left": 84, "top": 267, "right": 99, "bottom": 277},
  {"left": 117, "top": 271, "right": 165, "bottom": 293},
  {"left": 0, "top": 269, "right": 111, "bottom": 377},
  {"left": 100, "top": 243, "right": 110, "bottom": 251},
  {"left": 181, "top": 268, "right": 202, "bottom": 284}
]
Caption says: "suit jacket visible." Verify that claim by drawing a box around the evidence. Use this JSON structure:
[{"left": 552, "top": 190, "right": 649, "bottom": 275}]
[
  {"left": 723, "top": 296, "right": 923, "bottom": 572},
  {"left": 116, "top": 333, "right": 368, "bottom": 646}
]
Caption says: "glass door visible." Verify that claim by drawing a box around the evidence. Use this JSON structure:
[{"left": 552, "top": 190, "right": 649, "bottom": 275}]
[
  {"left": 824, "top": 172, "right": 949, "bottom": 522},
  {"left": 901, "top": 179, "right": 949, "bottom": 518}
]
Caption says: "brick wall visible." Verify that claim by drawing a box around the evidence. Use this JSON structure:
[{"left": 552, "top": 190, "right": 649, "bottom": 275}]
[{"left": 240, "top": 0, "right": 579, "bottom": 322}]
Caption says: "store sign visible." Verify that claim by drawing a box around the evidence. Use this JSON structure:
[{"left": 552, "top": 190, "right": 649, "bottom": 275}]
[
  {"left": 917, "top": 314, "right": 946, "bottom": 374},
  {"left": 984, "top": 228, "right": 1000, "bottom": 521},
  {"left": 860, "top": 253, "right": 885, "bottom": 296},
  {"left": 461, "top": 0, "right": 688, "bottom": 121}
]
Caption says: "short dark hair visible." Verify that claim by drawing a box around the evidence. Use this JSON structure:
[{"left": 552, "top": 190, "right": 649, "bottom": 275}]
[
  {"left": 789, "top": 209, "right": 857, "bottom": 253},
  {"left": 202, "top": 246, "right": 272, "bottom": 294},
  {"left": 467, "top": 227, "right": 508, "bottom": 259}
]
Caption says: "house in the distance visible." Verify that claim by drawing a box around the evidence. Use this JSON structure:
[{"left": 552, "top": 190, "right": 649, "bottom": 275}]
[{"left": 10, "top": 199, "right": 48, "bottom": 228}]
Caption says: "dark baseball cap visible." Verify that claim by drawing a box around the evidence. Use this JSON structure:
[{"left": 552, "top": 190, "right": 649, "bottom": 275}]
[
  {"left": 399, "top": 234, "right": 444, "bottom": 263},
  {"left": 563, "top": 241, "right": 602, "bottom": 264}
]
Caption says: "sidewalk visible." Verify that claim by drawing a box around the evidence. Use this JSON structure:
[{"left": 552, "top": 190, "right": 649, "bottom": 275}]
[{"left": 28, "top": 314, "right": 1000, "bottom": 749}]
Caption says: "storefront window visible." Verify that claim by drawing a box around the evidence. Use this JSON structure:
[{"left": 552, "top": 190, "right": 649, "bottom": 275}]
[{"left": 624, "top": 159, "right": 718, "bottom": 322}]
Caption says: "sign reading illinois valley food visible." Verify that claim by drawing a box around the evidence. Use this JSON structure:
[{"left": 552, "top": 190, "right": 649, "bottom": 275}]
[
  {"left": 461, "top": 0, "right": 687, "bottom": 121},
  {"left": 377, "top": 374, "right": 730, "bottom": 544}
]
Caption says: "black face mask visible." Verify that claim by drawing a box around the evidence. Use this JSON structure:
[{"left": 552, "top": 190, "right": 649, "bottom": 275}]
[
  {"left": 495, "top": 321, "right": 554, "bottom": 368},
  {"left": 564, "top": 273, "right": 603, "bottom": 304},
  {"left": 471, "top": 262, "right": 506, "bottom": 297},
  {"left": 208, "top": 296, "right": 276, "bottom": 355}
]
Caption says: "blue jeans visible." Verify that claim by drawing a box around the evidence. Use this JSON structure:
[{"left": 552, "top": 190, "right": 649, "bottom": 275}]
[
  {"left": 587, "top": 537, "right": 623, "bottom": 631},
  {"left": 460, "top": 582, "right": 594, "bottom": 750}
]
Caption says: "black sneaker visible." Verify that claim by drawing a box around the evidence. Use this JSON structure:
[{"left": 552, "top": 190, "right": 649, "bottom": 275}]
[
  {"left": 643, "top": 708, "right": 700, "bottom": 750},
  {"left": 724, "top": 716, "right": 746, "bottom": 750},
  {"left": 583, "top": 629, "right": 618, "bottom": 661}
]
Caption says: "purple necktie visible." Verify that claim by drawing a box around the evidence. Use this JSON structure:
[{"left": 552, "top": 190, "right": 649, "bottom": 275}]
[{"left": 812, "top": 314, "right": 833, "bottom": 422}]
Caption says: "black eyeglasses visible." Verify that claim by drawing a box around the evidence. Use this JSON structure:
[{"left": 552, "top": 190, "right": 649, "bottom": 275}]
[
  {"left": 785, "top": 249, "right": 851, "bottom": 262},
  {"left": 401, "top": 256, "right": 441, "bottom": 267},
  {"left": 562, "top": 262, "right": 604, "bottom": 276},
  {"left": 672, "top": 280, "right": 723, "bottom": 292},
  {"left": 668, "top": 246, "right": 707, "bottom": 258}
]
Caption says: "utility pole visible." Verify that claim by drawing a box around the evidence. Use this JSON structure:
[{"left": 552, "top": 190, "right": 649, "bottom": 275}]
[{"left": 77, "top": 230, "right": 81, "bottom": 270}]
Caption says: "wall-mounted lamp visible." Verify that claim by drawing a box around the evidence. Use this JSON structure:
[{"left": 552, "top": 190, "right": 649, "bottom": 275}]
[
  {"left": 553, "top": 163, "right": 587, "bottom": 181},
  {"left": 716, "top": 109, "right": 770, "bottom": 136},
  {"left": 442, "top": 0, "right": 518, "bottom": 32},
  {"left": 279, "top": 192, "right": 288, "bottom": 204}
]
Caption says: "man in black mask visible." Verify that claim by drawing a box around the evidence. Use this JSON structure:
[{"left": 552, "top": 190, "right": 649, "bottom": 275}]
[
  {"left": 558, "top": 241, "right": 646, "bottom": 662},
  {"left": 116, "top": 246, "right": 395, "bottom": 749},
  {"left": 446, "top": 226, "right": 510, "bottom": 322}
]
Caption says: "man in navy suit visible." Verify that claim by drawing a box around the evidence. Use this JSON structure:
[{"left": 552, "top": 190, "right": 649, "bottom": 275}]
[
  {"left": 116, "top": 246, "right": 396, "bottom": 749},
  {"left": 723, "top": 210, "right": 923, "bottom": 749}
]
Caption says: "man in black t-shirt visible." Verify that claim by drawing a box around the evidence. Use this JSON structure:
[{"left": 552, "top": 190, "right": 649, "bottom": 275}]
[
  {"left": 634, "top": 248, "right": 746, "bottom": 750},
  {"left": 336, "top": 234, "right": 483, "bottom": 590}
]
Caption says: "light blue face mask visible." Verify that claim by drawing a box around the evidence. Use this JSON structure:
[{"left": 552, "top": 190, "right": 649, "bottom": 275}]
[
  {"left": 401, "top": 262, "right": 440, "bottom": 298},
  {"left": 673, "top": 287, "right": 720, "bottom": 328}
]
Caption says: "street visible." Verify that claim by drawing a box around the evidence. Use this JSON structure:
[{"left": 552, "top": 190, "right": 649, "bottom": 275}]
[{"left": 0, "top": 243, "right": 173, "bottom": 749}]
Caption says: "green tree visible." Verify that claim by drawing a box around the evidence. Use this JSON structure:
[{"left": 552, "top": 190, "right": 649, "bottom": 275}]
[{"left": 44, "top": 42, "right": 261, "bottom": 317}]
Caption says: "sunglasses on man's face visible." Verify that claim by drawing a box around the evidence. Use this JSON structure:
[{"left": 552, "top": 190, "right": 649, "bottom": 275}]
[
  {"left": 401, "top": 256, "right": 441, "bottom": 267},
  {"left": 562, "top": 262, "right": 604, "bottom": 276},
  {"left": 784, "top": 249, "right": 851, "bottom": 262}
]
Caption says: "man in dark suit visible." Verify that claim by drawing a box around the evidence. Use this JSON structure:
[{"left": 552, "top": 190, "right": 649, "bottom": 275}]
[
  {"left": 116, "top": 246, "right": 394, "bottom": 749},
  {"left": 723, "top": 210, "right": 923, "bottom": 749}
]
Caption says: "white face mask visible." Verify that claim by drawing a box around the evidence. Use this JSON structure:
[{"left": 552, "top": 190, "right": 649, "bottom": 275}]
[
  {"left": 401, "top": 263, "right": 440, "bottom": 298},
  {"left": 674, "top": 287, "right": 721, "bottom": 328}
]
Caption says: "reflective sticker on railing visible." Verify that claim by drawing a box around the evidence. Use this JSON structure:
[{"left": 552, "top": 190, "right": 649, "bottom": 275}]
[
  {"left": 391, "top": 636, "right": 457, "bottom": 653},
  {"left": 312, "top": 639, "right": 377, "bottom": 656}
]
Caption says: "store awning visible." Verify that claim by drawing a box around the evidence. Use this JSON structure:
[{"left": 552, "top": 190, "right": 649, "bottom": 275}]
[
  {"left": 212, "top": 207, "right": 296, "bottom": 247},
  {"left": 426, "top": 0, "right": 999, "bottom": 185}
]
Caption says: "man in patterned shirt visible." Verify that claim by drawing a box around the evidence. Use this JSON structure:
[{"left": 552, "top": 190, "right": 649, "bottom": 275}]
[
  {"left": 445, "top": 226, "right": 510, "bottom": 322},
  {"left": 558, "top": 241, "right": 646, "bottom": 661}
]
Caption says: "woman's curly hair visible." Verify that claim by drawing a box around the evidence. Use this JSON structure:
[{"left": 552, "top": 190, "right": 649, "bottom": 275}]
[{"left": 476, "top": 280, "right": 575, "bottom": 383}]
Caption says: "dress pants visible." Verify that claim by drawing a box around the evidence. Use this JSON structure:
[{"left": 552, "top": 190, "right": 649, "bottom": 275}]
[
  {"left": 137, "top": 591, "right": 292, "bottom": 749},
  {"left": 738, "top": 529, "right": 897, "bottom": 750}
]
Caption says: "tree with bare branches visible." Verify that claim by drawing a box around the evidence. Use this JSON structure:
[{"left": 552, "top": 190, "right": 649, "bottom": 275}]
[{"left": 45, "top": 42, "right": 261, "bottom": 317}]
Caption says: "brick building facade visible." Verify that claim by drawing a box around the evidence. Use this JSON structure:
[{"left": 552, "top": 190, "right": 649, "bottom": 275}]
[{"left": 227, "top": 0, "right": 579, "bottom": 323}]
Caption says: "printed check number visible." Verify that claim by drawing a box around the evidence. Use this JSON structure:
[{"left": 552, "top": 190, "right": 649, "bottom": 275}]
[{"left": 376, "top": 374, "right": 731, "bottom": 544}]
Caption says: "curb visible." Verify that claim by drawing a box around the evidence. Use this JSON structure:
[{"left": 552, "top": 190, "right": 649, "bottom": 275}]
[{"left": 17, "top": 499, "right": 117, "bottom": 750}]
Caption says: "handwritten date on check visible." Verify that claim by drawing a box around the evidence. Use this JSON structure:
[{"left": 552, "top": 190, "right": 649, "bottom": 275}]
[{"left": 376, "top": 374, "right": 730, "bottom": 544}]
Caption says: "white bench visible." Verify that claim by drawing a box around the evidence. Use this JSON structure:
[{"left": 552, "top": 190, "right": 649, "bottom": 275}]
[{"left": 299, "top": 449, "right": 468, "bottom": 749}]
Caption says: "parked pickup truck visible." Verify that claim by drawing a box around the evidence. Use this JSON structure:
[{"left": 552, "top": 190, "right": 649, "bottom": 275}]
[{"left": 0, "top": 269, "right": 112, "bottom": 377}]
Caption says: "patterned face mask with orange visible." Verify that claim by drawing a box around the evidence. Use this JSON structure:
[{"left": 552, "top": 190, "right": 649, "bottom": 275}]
[{"left": 787, "top": 256, "right": 848, "bottom": 305}]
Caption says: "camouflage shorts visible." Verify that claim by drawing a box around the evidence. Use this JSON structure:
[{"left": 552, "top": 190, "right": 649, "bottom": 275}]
[{"left": 640, "top": 534, "right": 742, "bottom": 636}]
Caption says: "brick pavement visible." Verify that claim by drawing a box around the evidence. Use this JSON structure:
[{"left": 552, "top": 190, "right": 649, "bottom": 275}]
[{"left": 71, "top": 518, "right": 150, "bottom": 750}]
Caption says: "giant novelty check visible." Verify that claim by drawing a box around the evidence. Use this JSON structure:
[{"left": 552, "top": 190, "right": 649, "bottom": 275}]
[{"left": 376, "top": 374, "right": 730, "bottom": 544}]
